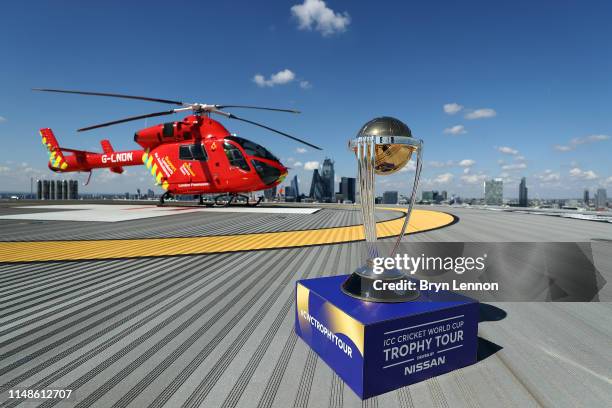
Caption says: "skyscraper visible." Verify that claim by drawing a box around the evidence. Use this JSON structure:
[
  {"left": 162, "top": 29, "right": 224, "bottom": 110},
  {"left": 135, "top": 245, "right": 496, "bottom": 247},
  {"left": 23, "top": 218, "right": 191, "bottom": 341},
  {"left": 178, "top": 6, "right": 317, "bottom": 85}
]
[
  {"left": 320, "top": 158, "right": 335, "bottom": 202},
  {"left": 263, "top": 186, "right": 276, "bottom": 201},
  {"left": 383, "top": 191, "right": 399, "bottom": 204},
  {"left": 595, "top": 188, "right": 607, "bottom": 210},
  {"left": 42, "top": 180, "right": 50, "bottom": 200},
  {"left": 284, "top": 185, "right": 295, "bottom": 201},
  {"left": 339, "top": 177, "right": 356, "bottom": 203},
  {"left": 583, "top": 189, "right": 590, "bottom": 206},
  {"left": 484, "top": 179, "right": 503, "bottom": 205},
  {"left": 309, "top": 169, "right": 327, "bottom": 202},
  {"left": 519, "top": 177, "right": 528, "bottom": 207},
  {"left": 290, "top": 175, "right": 300, "bottom": 202},
  {"left": 56, "top": 180, "right": 63, "bottom": 200},
  {"left": 68, "top": 180, "right": 78, "bottom": 200}
]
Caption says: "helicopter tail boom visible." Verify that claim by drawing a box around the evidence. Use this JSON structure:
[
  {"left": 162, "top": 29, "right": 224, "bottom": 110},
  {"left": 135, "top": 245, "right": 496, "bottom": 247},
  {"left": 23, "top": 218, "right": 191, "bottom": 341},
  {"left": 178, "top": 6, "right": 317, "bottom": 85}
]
[{"left": 39, "top": 128, "right": 144, "bottom": 173}]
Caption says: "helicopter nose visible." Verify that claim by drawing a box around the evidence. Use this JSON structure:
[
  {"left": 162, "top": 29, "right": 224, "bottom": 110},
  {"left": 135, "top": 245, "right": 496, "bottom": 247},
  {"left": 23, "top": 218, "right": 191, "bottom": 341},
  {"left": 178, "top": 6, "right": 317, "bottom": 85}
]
[{"left": 252, "top": 159, "right": 286, "bottom": 186}]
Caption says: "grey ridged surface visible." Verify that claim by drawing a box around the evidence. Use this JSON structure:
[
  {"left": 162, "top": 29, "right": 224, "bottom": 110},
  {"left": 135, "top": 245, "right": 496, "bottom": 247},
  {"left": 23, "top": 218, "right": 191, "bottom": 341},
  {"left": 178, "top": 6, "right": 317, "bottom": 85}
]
[
  {"left": 0, "top": 207, "right": 398, "bottom": 242},
  {"left": 1, "top": 204, "right": 611, "bottom": 407}
]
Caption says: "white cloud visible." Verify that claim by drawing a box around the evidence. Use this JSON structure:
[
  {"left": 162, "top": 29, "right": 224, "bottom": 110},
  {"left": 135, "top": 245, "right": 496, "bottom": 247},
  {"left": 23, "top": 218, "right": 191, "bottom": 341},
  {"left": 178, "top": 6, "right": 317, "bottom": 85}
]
[
  {"left": 0, "top": 116, "right": 6, "bottom": 123},
  {"left": 428, "top": 160, "right": 454, "bottom": 168},
  {"left": 569, "top": 167, "right": 598, "bottom": 180},
  {"left": 501, "top": 163, "right": 527, "bottom": 170},
  {"left": 433, "top": 173, "right": 454, "bottom": 184},
  {"left": 443, "top": 103, "right": 463, "bottom": 115},
  {"left": 573, "top": 134, "right": 609, "bottom": 144},
  {"left": 554, "top": 134, "right": 609, "bottom": 152},
  {"left": 465, "top": 108, "right": 496, "bottom": 120},
  {"left": 291, "top": 0, "right": 350, "bottom": 36},
  {"left": 461, "top": 173, "right": 488, "bottom": 184},
  {"left": 299, "top": 80, "right": 312, "bottom": 89},
  {"left": 604, "top": 176, "right": 612, "bottom": 186},
  {"left": 497, "top": 146, "right": 519, "bottom": 155},
  {"left": 399, "top": 160, "right": 416, "bottom": 172},
  {"left": 253, "top": 69, "right": 296, "bottom": 87},
  {"left": 304, "top": 161, "right": 320, "bottom": 170},
  {"left": 296, "top": 147, "right": 308, "bottom": 154},
  {"left": 536, "top": 169, "right": 561, "bottom": 183},
  {"left": 293, "top": 161, "right": 303, "bottom": 167},
  {"left": 554, "top": 145, "right": 573, "bottom": 152},
  {"left": 443, "top": 125, "right": 466, "bottom": 135},
  {"left": 458, "top": 159, "right": 475, "bottom": 167}
]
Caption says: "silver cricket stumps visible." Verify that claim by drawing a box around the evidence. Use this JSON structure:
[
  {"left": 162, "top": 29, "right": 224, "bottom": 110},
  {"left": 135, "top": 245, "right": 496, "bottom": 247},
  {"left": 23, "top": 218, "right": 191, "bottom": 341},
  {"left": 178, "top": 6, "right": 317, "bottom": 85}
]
[{"left": 341, "top": 116, "right": 424, "bottom": 302}]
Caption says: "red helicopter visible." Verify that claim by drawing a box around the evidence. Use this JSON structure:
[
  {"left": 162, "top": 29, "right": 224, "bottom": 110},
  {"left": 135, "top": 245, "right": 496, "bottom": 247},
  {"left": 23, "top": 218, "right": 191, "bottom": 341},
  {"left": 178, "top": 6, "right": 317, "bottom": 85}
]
[{"left": 35, "top": 88, "right": 321, "bottom": 205}]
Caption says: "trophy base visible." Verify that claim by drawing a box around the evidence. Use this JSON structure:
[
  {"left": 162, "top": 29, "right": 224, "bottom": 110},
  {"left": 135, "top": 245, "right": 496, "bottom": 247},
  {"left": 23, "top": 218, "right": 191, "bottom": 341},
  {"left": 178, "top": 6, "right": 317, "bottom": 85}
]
[
  {"left": 341, "top": 272, "right": 420, "bottom": 303},
  {"left": 296, "top": 275, "right": 479, "bottom": 399}
]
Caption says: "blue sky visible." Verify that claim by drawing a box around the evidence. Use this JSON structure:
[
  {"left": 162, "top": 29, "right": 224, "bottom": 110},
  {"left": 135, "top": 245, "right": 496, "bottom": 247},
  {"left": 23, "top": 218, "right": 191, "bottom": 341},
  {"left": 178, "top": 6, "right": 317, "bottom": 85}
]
[{"left": 0, "top": 0, "right": 610, "bottom": 198}]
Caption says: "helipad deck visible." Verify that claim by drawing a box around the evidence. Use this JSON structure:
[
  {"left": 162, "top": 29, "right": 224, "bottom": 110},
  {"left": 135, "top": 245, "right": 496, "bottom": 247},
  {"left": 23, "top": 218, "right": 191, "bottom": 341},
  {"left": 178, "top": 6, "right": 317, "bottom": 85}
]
[{"left": 0, "top": 203, "right": 610, "bottom": 408}]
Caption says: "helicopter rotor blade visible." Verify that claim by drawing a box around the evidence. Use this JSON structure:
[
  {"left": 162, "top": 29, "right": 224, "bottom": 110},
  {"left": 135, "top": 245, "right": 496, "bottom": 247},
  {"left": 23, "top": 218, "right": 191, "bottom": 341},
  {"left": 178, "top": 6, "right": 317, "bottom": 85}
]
[
  {"left": 32, "top": 88, "right": 184, "bottom": 106},
  {"left": 77, "top": 110, "right": 177, "bottom": 132},
  {"left": 214, "top": 105, "right": 300, "bottom": 114},
  {"left": 220, "top": 112, "right": 322, "bottom": 151}
]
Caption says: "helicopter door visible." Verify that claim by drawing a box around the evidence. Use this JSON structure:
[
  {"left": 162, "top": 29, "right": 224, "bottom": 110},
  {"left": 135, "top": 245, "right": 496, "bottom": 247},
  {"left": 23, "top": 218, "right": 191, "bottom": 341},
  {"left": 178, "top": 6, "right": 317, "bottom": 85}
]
[{"left": 178, "top": 143, "right": 208, "bottom": 185}]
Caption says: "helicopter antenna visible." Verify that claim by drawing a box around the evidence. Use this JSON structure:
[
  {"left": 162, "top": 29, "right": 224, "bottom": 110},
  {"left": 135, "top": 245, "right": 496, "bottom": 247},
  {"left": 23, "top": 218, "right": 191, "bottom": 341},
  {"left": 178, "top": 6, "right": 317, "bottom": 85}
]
[{"left": 33, "top": 88, "right": 320, "bottom": 150}]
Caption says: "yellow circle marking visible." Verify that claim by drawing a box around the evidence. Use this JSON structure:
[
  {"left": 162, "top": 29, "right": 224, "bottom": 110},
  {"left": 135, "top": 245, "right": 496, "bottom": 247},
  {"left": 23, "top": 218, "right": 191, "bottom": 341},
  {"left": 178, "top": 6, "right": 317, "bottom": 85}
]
[{"left": 0, "top": 209, "right": 454, "bottom": 263}]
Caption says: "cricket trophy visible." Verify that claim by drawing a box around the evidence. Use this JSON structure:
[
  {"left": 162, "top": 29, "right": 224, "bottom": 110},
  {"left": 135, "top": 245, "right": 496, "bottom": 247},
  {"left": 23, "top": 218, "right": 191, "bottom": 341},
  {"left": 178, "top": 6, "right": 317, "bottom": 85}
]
[
  {"left": 295, "top": 117, "right": 478, "bottom": 399},
  {"left": 341, "top": 116, "right": 423, "bottom": 302}
]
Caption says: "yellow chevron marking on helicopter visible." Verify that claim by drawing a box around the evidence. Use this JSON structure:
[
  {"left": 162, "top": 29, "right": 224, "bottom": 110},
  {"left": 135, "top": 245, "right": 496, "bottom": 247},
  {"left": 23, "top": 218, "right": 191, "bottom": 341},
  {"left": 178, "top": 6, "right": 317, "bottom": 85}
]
[
  {"left": 147, "top": 156, "right": 154, "bottom": 168},
  {"left": 0, "top": 209, "right": 455, "bottom": 262}
]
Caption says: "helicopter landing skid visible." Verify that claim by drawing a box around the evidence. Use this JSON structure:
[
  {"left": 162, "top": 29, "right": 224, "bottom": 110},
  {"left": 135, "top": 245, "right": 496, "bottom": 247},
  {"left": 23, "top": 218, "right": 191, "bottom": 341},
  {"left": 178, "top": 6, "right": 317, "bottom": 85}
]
[
  {"left": 157, "top": 191, "right": 172, "bottom": 206},
  {"left": 213, "top": 194, "right": 262, "bottom": 207}
]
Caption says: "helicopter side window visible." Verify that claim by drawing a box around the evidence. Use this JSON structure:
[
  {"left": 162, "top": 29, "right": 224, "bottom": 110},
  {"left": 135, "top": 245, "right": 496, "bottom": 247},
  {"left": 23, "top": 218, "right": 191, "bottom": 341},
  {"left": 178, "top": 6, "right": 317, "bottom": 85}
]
[
  {"left": 179, "top": 143, "right": 208, "bottom": 161},
  {"left": 227, "top": 136, "right": 279, "bottom": 161},
  {"left": 223, "top": 142, "right": 250, "bottom": 171}
]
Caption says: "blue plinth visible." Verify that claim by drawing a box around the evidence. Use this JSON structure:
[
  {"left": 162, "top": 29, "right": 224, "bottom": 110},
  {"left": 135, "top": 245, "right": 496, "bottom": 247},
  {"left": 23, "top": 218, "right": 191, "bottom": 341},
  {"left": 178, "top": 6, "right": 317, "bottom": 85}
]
[{"left": 295, "top": 275, "right": 479, "bottom": 399}]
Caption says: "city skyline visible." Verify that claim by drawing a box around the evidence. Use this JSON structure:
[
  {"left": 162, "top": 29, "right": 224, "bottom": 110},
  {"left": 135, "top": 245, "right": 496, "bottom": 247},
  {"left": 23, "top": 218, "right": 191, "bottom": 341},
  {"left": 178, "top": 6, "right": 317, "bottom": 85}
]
[{"left": 0, "top": 1, "right": 611, "bottom": 198}]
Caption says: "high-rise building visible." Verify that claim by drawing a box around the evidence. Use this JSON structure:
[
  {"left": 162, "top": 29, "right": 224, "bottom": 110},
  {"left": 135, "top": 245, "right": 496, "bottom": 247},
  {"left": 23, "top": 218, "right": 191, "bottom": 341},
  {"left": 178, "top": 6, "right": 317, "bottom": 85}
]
[
  {"left": 484, "top": 179, "right": 503, "bottom": 205},
  {"left": 441, "top": 191, "right": 448, "bottom": 201},
  {"left": 290, "top": 175, "right": 300, "bottom": 202},
  {"left": 382, "top": 191, "right": 399, "bottom": 204},
  {"left": 147, "top": 189, "right": 155, "bottom": 199},
  {"left": 309, "top": 169, "right": 327, "bottom": 202},
  {"left": 36, "top": 180, "right": 42, "bottom": 200},
  {"left": 519, "top": 177, "right": 528, "bottom": 207},
  {"left": 595, "top": 188, "right": 607, "bottom": 210},
  {"left": 339, "top": 177, "right": 356, "bottom": 203},
  {"left": 583, "top": 189, "right": 590, "bottom": 206},
  {"left": 422, "top": 191, "right": 434, "bottom": 201},
  {"left": 284, "top": 185, "right": 295, "bottom": 201},
  {"left": 50, "top": 180, "right": 56, "bottom": 200},
  {"left": 320, "top": 158, "right": 335, "bottom": 202},
  {"left": 62, "top": 180, "right": 68, "bottom": 200},
  {"left": 68, "top": 180, "right": 78, "bottom": 200},
  {"left": 263, "top": 186, "right": 276, "bottom": 201},
  {"left": 42, "top": 180, "right": 50, "bottom": 200},
  {"left": 56, "top": 180, "right": 63, "bottom": 200}
]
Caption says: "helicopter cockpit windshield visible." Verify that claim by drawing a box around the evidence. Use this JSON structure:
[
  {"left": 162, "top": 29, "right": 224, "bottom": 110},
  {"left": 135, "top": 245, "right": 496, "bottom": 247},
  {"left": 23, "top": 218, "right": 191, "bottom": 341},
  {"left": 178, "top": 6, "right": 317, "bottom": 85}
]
[{"left": 226, "top": 136, "right": 279, "bottom": 162}]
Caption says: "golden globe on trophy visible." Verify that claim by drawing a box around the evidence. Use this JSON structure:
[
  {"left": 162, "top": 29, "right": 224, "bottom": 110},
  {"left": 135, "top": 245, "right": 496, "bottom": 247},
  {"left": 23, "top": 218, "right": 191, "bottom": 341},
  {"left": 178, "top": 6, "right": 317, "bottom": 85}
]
[{"left": 341, "top": 116, "right": 424, "bottom": 302}]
